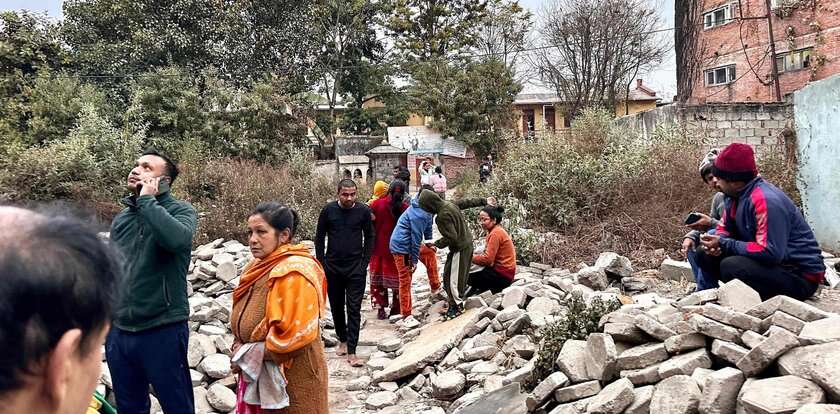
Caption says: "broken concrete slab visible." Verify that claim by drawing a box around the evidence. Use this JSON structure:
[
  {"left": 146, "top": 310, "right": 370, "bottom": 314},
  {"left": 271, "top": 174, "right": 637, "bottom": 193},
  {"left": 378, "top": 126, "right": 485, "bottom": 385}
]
[
  {"left": 739, "top": 376, "right": 825, "bottom": 414},
  {"left": 794, "top": 404, "right": 840, "bottom": 414},
  {"left": 455, "top": 382, "right": 527, "bottom": 414},
  {"left": 692, "top": 368, "right": 714, "bottom": 392},
  {"left": 576, "top": 266, "right": 609, "bottom": 291},
  {"left": 658, "top": 348, "right": 712, "bottom": 379},
  {"left": 735, "top": 328, "right": 800, "bottom": 377},
  {"left": 501, "top": 286, "right": 528, "bottom": 309},
  {"left": 799, "top": 317, "right": 840, "bottom": 345},
  {"left": 526, "top": 372, "right": 569, "bottom": 411},
  {"left": 374, "top": 309, "right": 479, "bottom": 382},
  {"left": 747, "top": 296, "right": 831, "bottom": 322},
  {"left": 717, "top": 279, "right": 762, "bottom": 313},
  {"left": 617, "top": 343, "right": 670, "bottom": 371},
  {"left": 554, "top": 380, "right": 602, "bottom": 404},
  {"left": 624, "top": 385, "right": 653, "bottom": 414},
  {"left": 555, "top": 340, "right": 590, "bottom": 383},
  {"left": 660, "top": 258, "right": 695, "bottom": 282},
  {"left": 586, "top": 378, "right": 636, "bottom": 414},
  {"left": 584, "top": 333, "right": 618, "bottom": 381},
  {"left": 777, "top": 343, "right": 840, "bottom": 401},
  {"left": 699, "top": 367, "right": 745, "bottom": 414},
  {"left": 650, "top": 375, "right": 701, "bottom": 414}
]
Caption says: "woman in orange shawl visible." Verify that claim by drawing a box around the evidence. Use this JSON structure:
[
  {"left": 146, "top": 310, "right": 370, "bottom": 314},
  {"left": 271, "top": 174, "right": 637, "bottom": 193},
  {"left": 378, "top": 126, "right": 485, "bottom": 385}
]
[{"left": 231, "top": 202, "right": 328, "bottom": 414}]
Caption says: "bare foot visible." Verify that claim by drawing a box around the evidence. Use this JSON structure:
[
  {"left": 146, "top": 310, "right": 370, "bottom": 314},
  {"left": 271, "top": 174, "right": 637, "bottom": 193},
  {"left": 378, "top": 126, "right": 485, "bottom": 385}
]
[
  {"left": 348, "top": 354, "right": 364, "bottom": 367},
  {"left": 336, "top": 342, "right": 347, "bottom": 356}
]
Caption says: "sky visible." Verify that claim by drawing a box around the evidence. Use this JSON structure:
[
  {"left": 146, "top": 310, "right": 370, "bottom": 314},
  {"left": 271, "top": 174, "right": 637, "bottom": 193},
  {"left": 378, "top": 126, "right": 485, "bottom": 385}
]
[{"left": 3, "top": 0, "right": 677, "bottom": 100}]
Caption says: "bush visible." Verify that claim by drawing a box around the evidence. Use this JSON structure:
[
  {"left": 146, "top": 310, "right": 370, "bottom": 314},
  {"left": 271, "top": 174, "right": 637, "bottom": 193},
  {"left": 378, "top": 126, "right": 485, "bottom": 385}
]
[{"left": 531, "top": 293, "right": 621, "bottom": 386}]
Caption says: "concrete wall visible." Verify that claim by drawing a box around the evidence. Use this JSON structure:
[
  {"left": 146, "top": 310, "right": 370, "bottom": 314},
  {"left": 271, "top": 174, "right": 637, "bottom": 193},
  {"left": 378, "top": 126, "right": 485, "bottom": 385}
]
[
  {"left": 794, "top": 74, "right": 840, "bottom": 250},
  {"left": 616, "top": 103, "right": 794, "bottom": 153},
  {"left": 369, "top": 153, "right": 407, "bottom": 183},
  {"left": 313, "top": 160, "right": 337, "bottom": 182},
  {"left": 335, "top": 136, "right": 384, "bottom": 156}
]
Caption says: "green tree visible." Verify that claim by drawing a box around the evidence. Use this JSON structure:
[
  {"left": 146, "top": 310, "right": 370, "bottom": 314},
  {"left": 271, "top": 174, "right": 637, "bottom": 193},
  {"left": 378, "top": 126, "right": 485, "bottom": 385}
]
[{"left": 384, "top": 0, "right": 489, "bottom": 61}]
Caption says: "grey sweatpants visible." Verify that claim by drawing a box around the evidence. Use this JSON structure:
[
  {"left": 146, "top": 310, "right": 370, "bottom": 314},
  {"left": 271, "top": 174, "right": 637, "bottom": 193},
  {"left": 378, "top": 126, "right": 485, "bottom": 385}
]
[{"left": 443, "top": 245, "right": 473, "bottom": 307}]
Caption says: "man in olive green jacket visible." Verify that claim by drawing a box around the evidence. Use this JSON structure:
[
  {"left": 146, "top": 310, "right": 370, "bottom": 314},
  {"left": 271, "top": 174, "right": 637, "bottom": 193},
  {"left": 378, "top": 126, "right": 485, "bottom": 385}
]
[
  {"left": 107, "top": 150, "right": 197, "bottom": 414},
  {"left": 418, "top": 190, "right": 493, "bottom": 318}
]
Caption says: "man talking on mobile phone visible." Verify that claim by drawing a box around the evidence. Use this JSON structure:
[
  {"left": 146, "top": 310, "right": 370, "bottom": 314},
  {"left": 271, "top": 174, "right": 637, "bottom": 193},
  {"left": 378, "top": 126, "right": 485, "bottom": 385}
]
[{"left": 107, "top": 149, "right": 197, "bottom": 414}]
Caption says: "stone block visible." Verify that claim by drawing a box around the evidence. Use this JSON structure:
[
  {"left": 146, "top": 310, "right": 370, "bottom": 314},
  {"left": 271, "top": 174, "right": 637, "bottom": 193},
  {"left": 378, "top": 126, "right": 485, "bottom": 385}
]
[
  {"left": 676, "top": 288, "right": 718, "bottom": 307},
  {"left": 576, "top": 266, "right": 609, "bottom": 291},
  {"left": 711, "top": 339, "right": 750, "bottom": 365},
  {"left": 741, "top": 330, "right": 765, "bottom": 349},
  {"left": 464, "top": 296, "right": 487, "bottom": 310},
  {"left": 718, "top": 279, "right": 762, "bottom": 313},
  {"left": 700, "top": 367, "right": 745, "bottom": 414},
  {"left": 650, "top": 375, "right": 701, "bottom": 414},
  {"left": 635, "top": 313, "right": 677, "bottom": 341},
  {"left": 555, "top": 340, "right": 590, "bottom": 383},
  {"left": 618, "top": 343, "right": 670, "bottom": 370},
  {"left": 692, "top": 368, "right": 714, "bottom": 391},
  {"left": 506, "top": 314, "right": 532, "bottom": 336},
  {"left": 594, "top": 252, "right": 634, "bottom": 279},
  {"left": 366, "top": 391, "right": 399, "bottom": 410},
  {"left": 735, "top": 328, "right": 800, "bottom": 377},
  {"left": 620, "top": 363, "right": 662, "bottom": 386},
  {"left": 526, "top": 372, "right": 569, "bottom": 411},
  {"left": 503, "top": 335, "right": 536, "bottom": 359},
  {"left": 584, "top": 333, "right": 618, "bottom": 381},
  {"left": 432, "top": 371, "right": 466, "bottom": 400},
  {"left": 502, "top": 361, "right": 534, "bottom": 386},
  {"left": 746, "top": 296, "right": 830, "bottom": 322},
  {"left": 739, "top": 376, "right": 825, "bottom": 414},
  {"left": 799, "top": 317, "right": 840, "bottom": 345},
  {"left": 462, "top": 345, "right": 498, "bottom": 362},
  {"left": 761, "top": 311, "right": 806, "bottom": 335},
  {"left": 665, "top": 333, "right": 707, "bottom": 354},
  {"left": 604, "top": 322, "right": 649, "bottom": 344},
  {"left": 554, "top": 380, "right": 602, "bottom": 403},
  {"left": 660, "top": 259, "right": 695, "bottom": 282},
  {"left": 794, "top": 404, "right": 840, "bottom": 413},
  {"left": 690, "top": 314, "right": 742, "bottom": 342},
  {"left": 497, "top": 307, "right": 525, "bottom": 323},
  {"left": 526, "top": 297, "right": 560, "bottom": 315},
  {"left": 777, "top": 343, "right": 840, "bottom": 401},
  {"left": 625, "top": 385, "right": 654, "bottom": 414},
  {"left": 699, "top": 304, "right": 762, "bottom": 331},
  {"left": 586, "top": 378, "right": 636, "bottom": 414},
  {"left": 501, "top": 287, "right": 528, "bottom": 309},
  {"left": 658, "top": 348, "right": 712, "bottom": 379}
]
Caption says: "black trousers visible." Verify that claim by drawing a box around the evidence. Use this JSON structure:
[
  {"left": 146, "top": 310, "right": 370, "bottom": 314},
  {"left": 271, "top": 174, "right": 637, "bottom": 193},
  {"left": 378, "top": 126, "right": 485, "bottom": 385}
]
[
  {"left": 694, "top": 249, "right": 818, "bottom": 301},
  {"left": 467, "top": 267, "right": 513, "bottom": 296},
  {"left": 326, "top": 272, "right": 366, "bottom": 355}
]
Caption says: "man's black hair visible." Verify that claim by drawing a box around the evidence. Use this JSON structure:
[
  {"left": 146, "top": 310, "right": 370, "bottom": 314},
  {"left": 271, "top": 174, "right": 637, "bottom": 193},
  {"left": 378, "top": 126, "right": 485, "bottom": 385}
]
[
  {"left": 142, "top": 149, "right": 180, "bottom": 184},
  {"left": 337, "top": 178, "right": 357, "bottom": 192},
  {"left": 0, "top": 208, "right": 122, "bottom": 393}
]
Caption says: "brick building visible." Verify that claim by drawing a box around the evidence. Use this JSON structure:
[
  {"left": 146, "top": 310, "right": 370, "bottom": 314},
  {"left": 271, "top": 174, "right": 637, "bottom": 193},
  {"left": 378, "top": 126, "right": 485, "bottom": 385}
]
[{"left": 686, "top": 0, "right": 840, "bottom": 103}]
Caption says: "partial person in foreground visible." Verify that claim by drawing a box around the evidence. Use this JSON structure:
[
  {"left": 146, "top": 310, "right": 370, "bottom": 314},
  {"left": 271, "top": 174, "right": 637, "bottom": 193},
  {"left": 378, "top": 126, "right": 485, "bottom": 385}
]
[
  {"left": 465, "top": 205, "right": 517, "bottom": 296},
  {"left": 695, "top": 142, "right": 825, "bottom": 301},
  {"left": 107, "top": 149, "right": 197, "bottom": 414},
  {"left": 315, "top": 179, "right": 374, "bottom": 367},
  {"left": 231, "top": 202, "right": 328, "bottom": 414},
  {"left": 417, "top": 190, "right": 495, "bottom": 319},
  {"left": 682, "top": 149, "right": 726, "bottom": 290},
  {"left": 369, "top": 180, "right": 409, "bottom": 319},
  {"left": 0, "top": 206, "right": 120, "bottom": 414}
]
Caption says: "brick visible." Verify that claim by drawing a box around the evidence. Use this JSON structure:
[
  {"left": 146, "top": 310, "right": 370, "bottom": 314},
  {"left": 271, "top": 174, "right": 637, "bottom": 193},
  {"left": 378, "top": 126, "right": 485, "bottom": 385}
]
[
  {"left": 736, "top": 328, "right": 800, "bottom": 377},
  {"left": 711, "top": 339, "right": 749, "bottom": 365}
]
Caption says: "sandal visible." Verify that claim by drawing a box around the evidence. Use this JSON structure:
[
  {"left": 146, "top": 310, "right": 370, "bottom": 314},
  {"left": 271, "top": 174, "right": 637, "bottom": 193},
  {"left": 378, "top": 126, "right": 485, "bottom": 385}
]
[{"left": 348, "top": 355, "right": 365, "bottom": 367}]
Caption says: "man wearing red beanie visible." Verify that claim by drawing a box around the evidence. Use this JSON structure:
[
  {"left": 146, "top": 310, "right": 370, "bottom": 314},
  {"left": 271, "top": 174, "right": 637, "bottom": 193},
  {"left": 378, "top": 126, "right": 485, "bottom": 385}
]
[{"left": 696, "top": 142, "right": 825, "bottom": 300}]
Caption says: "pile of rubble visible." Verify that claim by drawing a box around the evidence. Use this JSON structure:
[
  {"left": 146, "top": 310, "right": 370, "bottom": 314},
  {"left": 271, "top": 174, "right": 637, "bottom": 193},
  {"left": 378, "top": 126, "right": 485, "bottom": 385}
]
[{"left": 354, "top": 252, "right": 840, "bottom": 414}]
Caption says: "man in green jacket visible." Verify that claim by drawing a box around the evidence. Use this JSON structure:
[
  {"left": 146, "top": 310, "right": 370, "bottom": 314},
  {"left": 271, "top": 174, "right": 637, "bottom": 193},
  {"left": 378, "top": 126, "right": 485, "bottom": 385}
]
[
  {"left": 106, "top": 150, "right": 197, "bottom": 414},
  {"left": 418, "top": 190, "right": 493, "bottom": 319}
]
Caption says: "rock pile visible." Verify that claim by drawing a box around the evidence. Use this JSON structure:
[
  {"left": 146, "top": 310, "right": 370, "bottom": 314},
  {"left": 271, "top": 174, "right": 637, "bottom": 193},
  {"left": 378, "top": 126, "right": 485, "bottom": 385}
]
[{"left": 353, "top": 251, "right": 840, "bottom": 414}]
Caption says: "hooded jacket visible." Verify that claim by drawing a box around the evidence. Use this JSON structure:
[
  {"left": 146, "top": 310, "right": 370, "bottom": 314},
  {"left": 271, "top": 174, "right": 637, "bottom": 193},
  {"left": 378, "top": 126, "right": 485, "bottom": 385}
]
[
  {"left": 389, "top": 197, "right": 433, "bottom": 265},
  {"left": 110, "top": 191, "right": 197, "bottom": 332},
  {"left": 417, "top": 190, "right": 486, "bottom": 252},
  {"left": 716, "top": 177, "right": 825, "bottom": 283}
]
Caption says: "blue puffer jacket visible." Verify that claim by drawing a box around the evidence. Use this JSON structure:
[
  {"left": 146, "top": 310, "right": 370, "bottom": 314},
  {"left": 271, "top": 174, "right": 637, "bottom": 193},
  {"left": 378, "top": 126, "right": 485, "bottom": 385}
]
[
  {"left": 389, "top": 197, "right": 433, "bottom": 265},
  {"left": 717, "top": 177, "right": 826, "bottom": 283}
]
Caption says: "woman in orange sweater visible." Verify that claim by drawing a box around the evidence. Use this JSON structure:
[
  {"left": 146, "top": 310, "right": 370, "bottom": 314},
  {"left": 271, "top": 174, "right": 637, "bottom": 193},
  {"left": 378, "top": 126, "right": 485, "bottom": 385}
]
[{"left": 466, "top": 205, "right": 517, "bottom": 295}]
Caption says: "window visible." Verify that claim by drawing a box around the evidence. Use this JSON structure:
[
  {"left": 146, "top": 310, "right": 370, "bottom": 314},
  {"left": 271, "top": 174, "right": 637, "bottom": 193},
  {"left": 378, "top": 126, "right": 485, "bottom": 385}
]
[
  {"left": 703, "top": 4, "right": 732, "bottom": 29},
  {"left": 705, "top": 65, "right": 737, "bottom": 86},
  {"left": 775, "top": 48, "right": 813, "bottom": 73}
]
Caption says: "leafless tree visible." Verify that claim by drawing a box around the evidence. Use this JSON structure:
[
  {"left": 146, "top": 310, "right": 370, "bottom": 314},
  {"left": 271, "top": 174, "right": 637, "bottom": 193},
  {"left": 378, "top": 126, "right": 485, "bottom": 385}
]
[
  {"left": 531, "top": 0, "right": 670, "bottom": 117},
  {"left": 473, "top": 0, "right": 534, "bottom": 81}
]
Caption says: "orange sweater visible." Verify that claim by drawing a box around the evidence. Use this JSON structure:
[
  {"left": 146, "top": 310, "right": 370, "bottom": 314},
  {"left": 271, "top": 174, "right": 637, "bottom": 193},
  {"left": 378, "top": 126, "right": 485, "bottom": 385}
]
[{"left": 472, "top": 225, "right": 517, "bottom": 280}]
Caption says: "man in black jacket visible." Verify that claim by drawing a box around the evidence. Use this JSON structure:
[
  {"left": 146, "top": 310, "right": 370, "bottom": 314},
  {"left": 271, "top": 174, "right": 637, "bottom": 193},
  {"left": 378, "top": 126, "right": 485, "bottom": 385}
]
[{"left": 316, "top": 179, "right": 374, "bottom": 367}]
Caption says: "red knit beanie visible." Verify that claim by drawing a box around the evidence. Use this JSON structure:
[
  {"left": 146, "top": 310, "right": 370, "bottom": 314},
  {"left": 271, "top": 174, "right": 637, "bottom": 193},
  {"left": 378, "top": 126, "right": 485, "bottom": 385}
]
[{"left": 712, "top": 143, "right": 758, "bottom": 182}]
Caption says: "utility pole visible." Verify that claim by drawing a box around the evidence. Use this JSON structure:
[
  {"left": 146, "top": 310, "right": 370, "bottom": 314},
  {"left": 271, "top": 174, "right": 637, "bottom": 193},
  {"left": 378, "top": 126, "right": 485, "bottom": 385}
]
[{"left": 764, "top": 0, "right": 783, "bottom": 102}]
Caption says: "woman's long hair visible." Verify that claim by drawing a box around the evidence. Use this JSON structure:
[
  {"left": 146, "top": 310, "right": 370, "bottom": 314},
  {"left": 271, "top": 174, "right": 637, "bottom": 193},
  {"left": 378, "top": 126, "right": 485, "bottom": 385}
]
[{"left": 388, "top": 180, "right": 407, "bottom": 219}]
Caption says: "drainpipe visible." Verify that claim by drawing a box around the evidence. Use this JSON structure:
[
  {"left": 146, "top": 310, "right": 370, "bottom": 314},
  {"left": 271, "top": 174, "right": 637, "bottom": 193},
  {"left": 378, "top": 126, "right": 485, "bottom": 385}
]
[{"left": 764, "top": 0, "right": 783, "bottom": 102}]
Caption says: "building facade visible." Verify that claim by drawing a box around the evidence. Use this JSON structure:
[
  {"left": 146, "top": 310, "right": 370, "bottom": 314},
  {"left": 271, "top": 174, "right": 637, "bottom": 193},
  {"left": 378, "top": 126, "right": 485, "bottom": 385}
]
[{"left": 686, "top": 0, "right": 840, "bottom": 103}]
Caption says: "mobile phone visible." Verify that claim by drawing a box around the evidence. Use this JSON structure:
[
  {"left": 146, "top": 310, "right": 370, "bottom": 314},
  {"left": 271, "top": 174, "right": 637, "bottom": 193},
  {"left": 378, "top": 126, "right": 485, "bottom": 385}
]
[{"left": 684, "top": 212, "right": 702, "bottom": 225}]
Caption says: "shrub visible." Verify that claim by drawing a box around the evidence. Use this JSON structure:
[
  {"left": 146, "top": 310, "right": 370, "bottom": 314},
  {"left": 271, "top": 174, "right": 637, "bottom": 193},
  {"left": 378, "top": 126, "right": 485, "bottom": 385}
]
[{"left": 531, "top": 292, "right": 621, "bottom": 386}]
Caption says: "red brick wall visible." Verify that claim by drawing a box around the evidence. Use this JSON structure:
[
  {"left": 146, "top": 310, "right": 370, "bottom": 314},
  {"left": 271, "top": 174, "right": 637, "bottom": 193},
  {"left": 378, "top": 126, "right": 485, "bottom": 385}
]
[
  {"left": 691, "top": 0, "right": 840, "bottom": 103},
  {"left": 440, "top": 155, "right": 479, "bottom": 184}
]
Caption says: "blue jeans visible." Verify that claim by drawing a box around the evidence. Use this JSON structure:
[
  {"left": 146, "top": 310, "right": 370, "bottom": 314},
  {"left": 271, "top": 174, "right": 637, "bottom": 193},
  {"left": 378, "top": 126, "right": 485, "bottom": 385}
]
[
  {"left": 688, "top": 247, "right": 718, "bottom": 290},
  {"left": 106, "top": 322, "right": 194, "bottom": 414}
]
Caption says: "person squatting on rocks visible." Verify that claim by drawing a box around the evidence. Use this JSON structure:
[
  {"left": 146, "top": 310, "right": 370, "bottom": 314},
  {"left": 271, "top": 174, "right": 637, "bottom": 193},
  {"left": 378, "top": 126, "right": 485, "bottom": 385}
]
[
  {"left": 369, "top": 180, "right": 409, "bottom": 319},
  {"left": 0, "top": 206, "right": 121, "bottom": 414},
  {"left": 231, "top": 202, "right": 328, "bottom": 414},
  {"left": 389, "top": 187, "right": 442, "bottom": 318},
  {"left": 417, "top": 190, "right": 493, "bottom": 319},
  {"left": 315, "top": 179, "right": 374, "bottom": 367},
  {"left": 107, "top": 149, "right": 198, "bottom": 414},
  {"left": 682, "top": 149, "right": 726, "bottom": 291},
  {"left": 430, "top": 166, "right": 448, "bottom": 200},
  {"left": 695, "top": 142, "right": 825, "bottom": 301},
  {"left": 464, "top": 205, "right": 517, "bottom": 297}
]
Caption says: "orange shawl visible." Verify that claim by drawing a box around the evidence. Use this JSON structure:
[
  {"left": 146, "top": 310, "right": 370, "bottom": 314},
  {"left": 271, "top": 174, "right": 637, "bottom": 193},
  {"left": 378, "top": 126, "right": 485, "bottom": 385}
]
[{"left": 234, "top": 244, "right": 327, "bottom": 356}]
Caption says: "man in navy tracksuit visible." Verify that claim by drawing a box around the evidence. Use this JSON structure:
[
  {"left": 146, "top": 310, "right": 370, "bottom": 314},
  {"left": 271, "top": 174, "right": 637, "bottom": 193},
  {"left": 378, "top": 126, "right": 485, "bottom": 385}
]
[{"left": 696, "top": 143, "right": 825, "bottom": 301}]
